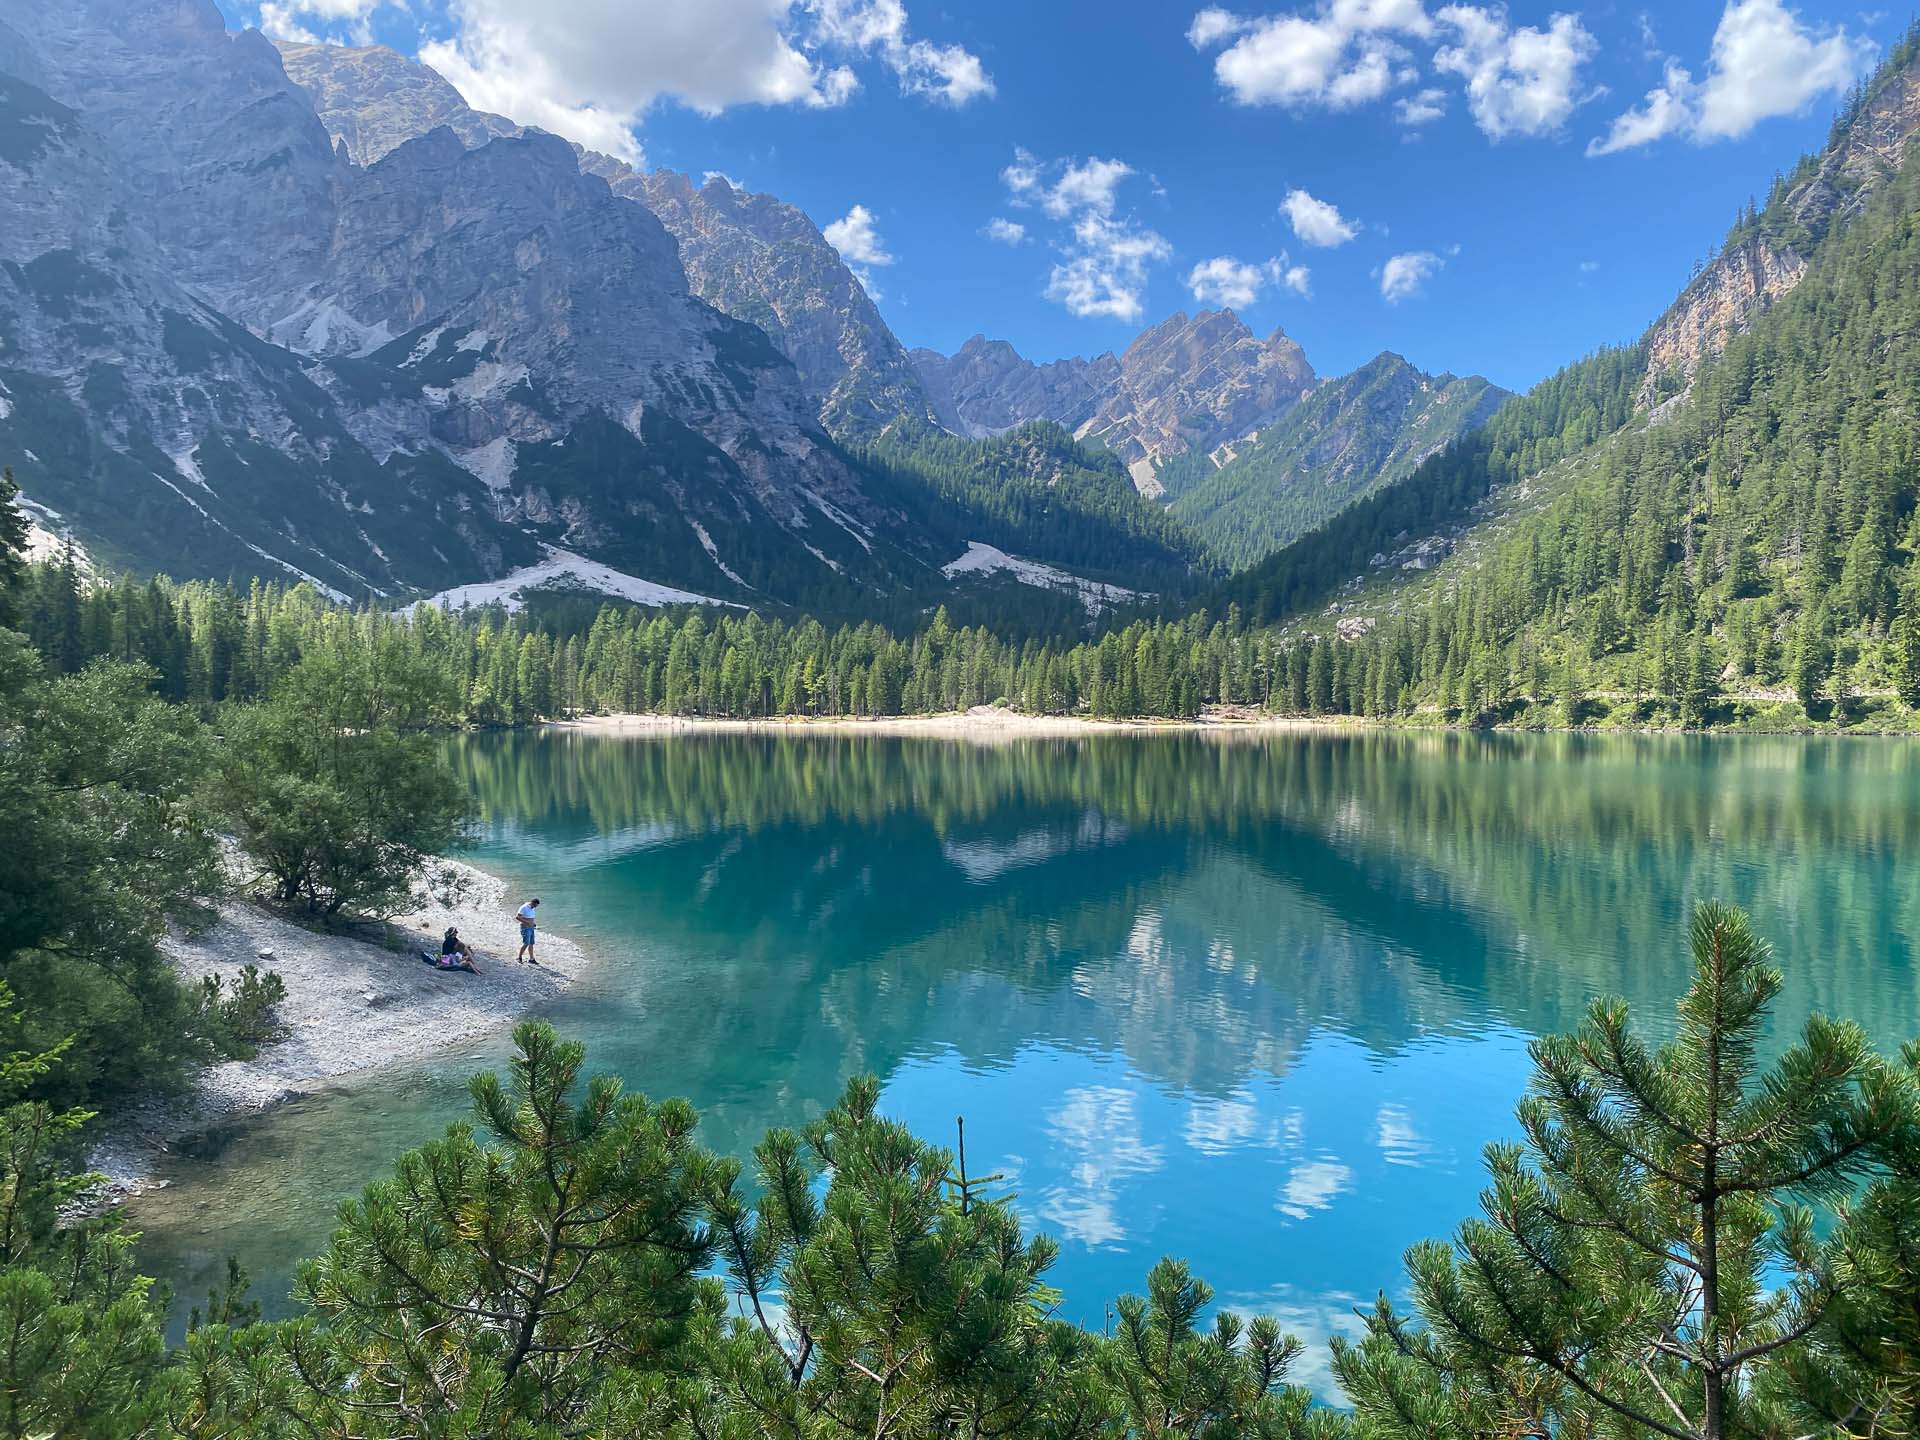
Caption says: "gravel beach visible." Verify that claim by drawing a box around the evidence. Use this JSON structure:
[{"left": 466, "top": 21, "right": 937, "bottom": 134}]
[{"left": 88, "top": 861, "right": 586, "bottom": 1198}]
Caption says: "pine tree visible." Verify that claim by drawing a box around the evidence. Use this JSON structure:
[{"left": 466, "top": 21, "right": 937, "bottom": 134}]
[
  {"left": 1333, "top": 902, "right": 1919, "bottom": 1440},
  {"left": 1678, "top": 628, "right": 1718, "bottom": 728},
  {"left": 285, "top": 1023, "right": 718, "bottom": 1433},
  {"left": 1892, "top": 595, "right": 1920, "bottom": 709}
]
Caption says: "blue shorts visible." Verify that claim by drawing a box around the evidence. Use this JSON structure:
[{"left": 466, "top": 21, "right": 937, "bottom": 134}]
[{"left": 520, "top": 924, "right": 536, "bottom": 946}]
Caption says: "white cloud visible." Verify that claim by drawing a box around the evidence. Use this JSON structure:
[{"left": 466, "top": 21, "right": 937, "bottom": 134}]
[
  {"left": 1282, "top": 187, "right": 1359, "bottom": 247},
  {"left": 1395, "top": 85, "right": 1448, "bottom": 124},
  {"left": 806, "top": 0, "right": 996, "bottom": 104},
  {"left": 1042, "top": 157, "right": 1136, "bottom": 218},
  {"left": 1588, "top": 0, "right": 1874, "bottom": 156},
  {"left": 414, "top": 0, "right": 988, "bottom": 165},
  {"left": 823, "top": 203, "right": 894, "bottom": 296},
  {"left": 255, "top": 0, "right": 379, "bottom": 44},
  {"left": 1187, "top": 255, "right": 1292, "bottom": 307},
  {"left": 1696, "top": 0, "right": 1871, "bottom": 137},
  {"left": 1189, "top": 1, "right": 1601, "bottom": 139},
  {"left": 1003, "top": 148, "right": 1172, "bottom": 322},
  {"left": 982, "top": 217, "right": 1028, "bottom": 245},
  {"left": 1048, "top": 213, "right": 1174, "bottom": 320},
  {"left": 1587, "top": 59, "right": 1696, "bottom": 154},
  {"left": 823, "top": 204, "right": 893, "bottom": 267},
  {"left": 1380, "top": 249, "right": 1444, "bottom": 301},
  {"left": 1190, "top": 0, "right": 1432, "bottom": 110},
  {"left": 1187, "top": 6, "right": 1248, "bottom": 47},
  {"left": 1433, "top": 5, "right": 1597, "bottom": 140}
]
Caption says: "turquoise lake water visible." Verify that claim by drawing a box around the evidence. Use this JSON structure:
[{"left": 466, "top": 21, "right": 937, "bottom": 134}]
[{"left": 130, "top": 729, "right": 1920, "bottom": 1386}]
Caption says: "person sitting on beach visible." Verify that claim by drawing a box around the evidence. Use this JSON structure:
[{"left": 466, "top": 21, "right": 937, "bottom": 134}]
[
  {"left": 439, "top": 927, "right": 478, "bottom": 973},
  {"left": 515, "top": 898, "right": 541, "bottom": 966}
]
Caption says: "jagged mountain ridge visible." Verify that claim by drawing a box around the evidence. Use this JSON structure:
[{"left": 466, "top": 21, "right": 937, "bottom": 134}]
[
  {"left": 911, "top": 319, "right": 1501, "bottom": 568},
  {"left": 910, "top": 337, "right": 1119, "bottom": 441},
  {"left": 277, "top": 40, "right": 940, "bottom": 442},
  {"left": 0, "top": 0, "right": 991, "bottom": 607},
  {"left": 911, "top": 310, "right": 1317, "bottom": 498},
  {"left": 1165, "top": 353, "right": 1508, "bottom": 572}
]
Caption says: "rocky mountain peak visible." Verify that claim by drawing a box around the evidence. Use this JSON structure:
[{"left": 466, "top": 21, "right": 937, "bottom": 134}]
[
  {"left": 910, "top": 307, "right": 1318, "bottom": 493},
  {"left": 274, "top": 37, "right": 936, "bottom": 439},
  {"left": 277, "top": 40, "right": 518, "bottom": 166},
  {"left": 1082, "top": 307, "right": 1318, "bottom": 495}
]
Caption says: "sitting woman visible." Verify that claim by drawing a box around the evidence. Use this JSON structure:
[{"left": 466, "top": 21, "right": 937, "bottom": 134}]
[{"left": 438, "top": 927, "right": 478, "bottom": 973}]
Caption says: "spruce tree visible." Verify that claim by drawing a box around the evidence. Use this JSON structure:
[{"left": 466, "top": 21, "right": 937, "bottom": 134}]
[
  {"left": 1789, "top": 602, "right": 1834, "bottom": 714},
  {"left": 0, "top": 468, "right": 29, "bottom": 628},
  {"left": 1333, "top": 902, "right": 1919, "bottom": 1440}
]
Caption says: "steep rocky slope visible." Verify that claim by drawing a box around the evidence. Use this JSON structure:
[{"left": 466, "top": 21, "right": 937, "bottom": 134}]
[
  {"left": 1639, "top": 42, "right": 1920, "bottom": 401},
  {"left": 0, "top": 0, "right": 947, "bottom": 604},
  {"left": 279, "top": 40, "right": 938, "bottom": 441},
  {"left": 276, "top": 38, "right": 516, "bottom": 164}
]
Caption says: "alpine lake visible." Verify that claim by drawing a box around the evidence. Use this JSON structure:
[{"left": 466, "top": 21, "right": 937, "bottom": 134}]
[{"left": 127, "top": 728, "right": 1920, "bottom": 1391}]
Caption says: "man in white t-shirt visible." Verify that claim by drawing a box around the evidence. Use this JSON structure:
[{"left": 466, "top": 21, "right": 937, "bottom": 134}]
[{"left": 515, "top": 898, "right": 541, "bottom": 965}]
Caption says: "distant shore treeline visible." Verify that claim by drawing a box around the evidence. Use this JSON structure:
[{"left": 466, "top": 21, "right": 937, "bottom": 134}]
[{"left": 25, "top": 547, "right": 1920, "bottom": 733}]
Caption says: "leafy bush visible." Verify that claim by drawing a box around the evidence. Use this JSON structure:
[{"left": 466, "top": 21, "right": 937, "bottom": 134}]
[{"left": 210, "top": 628, "right": 471, "bottom": 920}]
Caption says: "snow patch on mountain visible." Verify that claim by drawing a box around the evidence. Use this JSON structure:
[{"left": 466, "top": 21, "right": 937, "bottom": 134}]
[
  {"left": 941, "top": 541, "right": 1144, "bottom": 616},
  {"left": 244, "top": 544, "right": 351, "bottom": 602},
  {"left": 169, "top": 446, "right": 212, "bottom": 492},
  {"left": 418, "top": 546, "right": 744, "bottom": 613},
  {"left": 803, "top": 488, "right": 875, "bottom": 552},
  {"left": 16, "top": 496, "right": 84, "bottom": 569},
  {"left": 691, "top": 521, "right": 747, "bottom": 586}
]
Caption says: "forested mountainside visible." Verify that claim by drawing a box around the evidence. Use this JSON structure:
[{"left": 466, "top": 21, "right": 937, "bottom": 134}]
[
  {"left": 860, "top": 422, "right": 1208, "bottom": 590},
  {"left": 1163, "top": 353, "right": 1508, "bottom": 571},
  {"left": 1216, "top": 26, "right": 1920, "bottom": 726}
]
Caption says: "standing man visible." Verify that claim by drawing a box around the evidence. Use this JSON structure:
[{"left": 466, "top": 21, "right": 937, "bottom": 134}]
[{"left": 516, "top": 897, "right": 541, "bottom": 965}]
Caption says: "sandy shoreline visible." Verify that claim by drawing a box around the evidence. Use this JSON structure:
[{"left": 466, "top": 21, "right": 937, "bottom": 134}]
[
  {"left": 552, "top": 704, "right": 1920, "bottom": 741},
  {"left": 552, "top": 705, "right": 1358, "bottom": 740},
  {"left": 89, "top": 860, "right": 585, "bottom": 1202}
]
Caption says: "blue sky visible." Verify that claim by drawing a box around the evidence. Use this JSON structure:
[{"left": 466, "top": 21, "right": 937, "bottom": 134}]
[{"left": 222, "top": 0, "right": 1892, "bottom": 392}]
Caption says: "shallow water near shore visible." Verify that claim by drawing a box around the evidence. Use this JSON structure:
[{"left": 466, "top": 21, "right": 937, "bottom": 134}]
[{"left": 130, "top": 729, "right": 1920, "bottom": 1380}]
